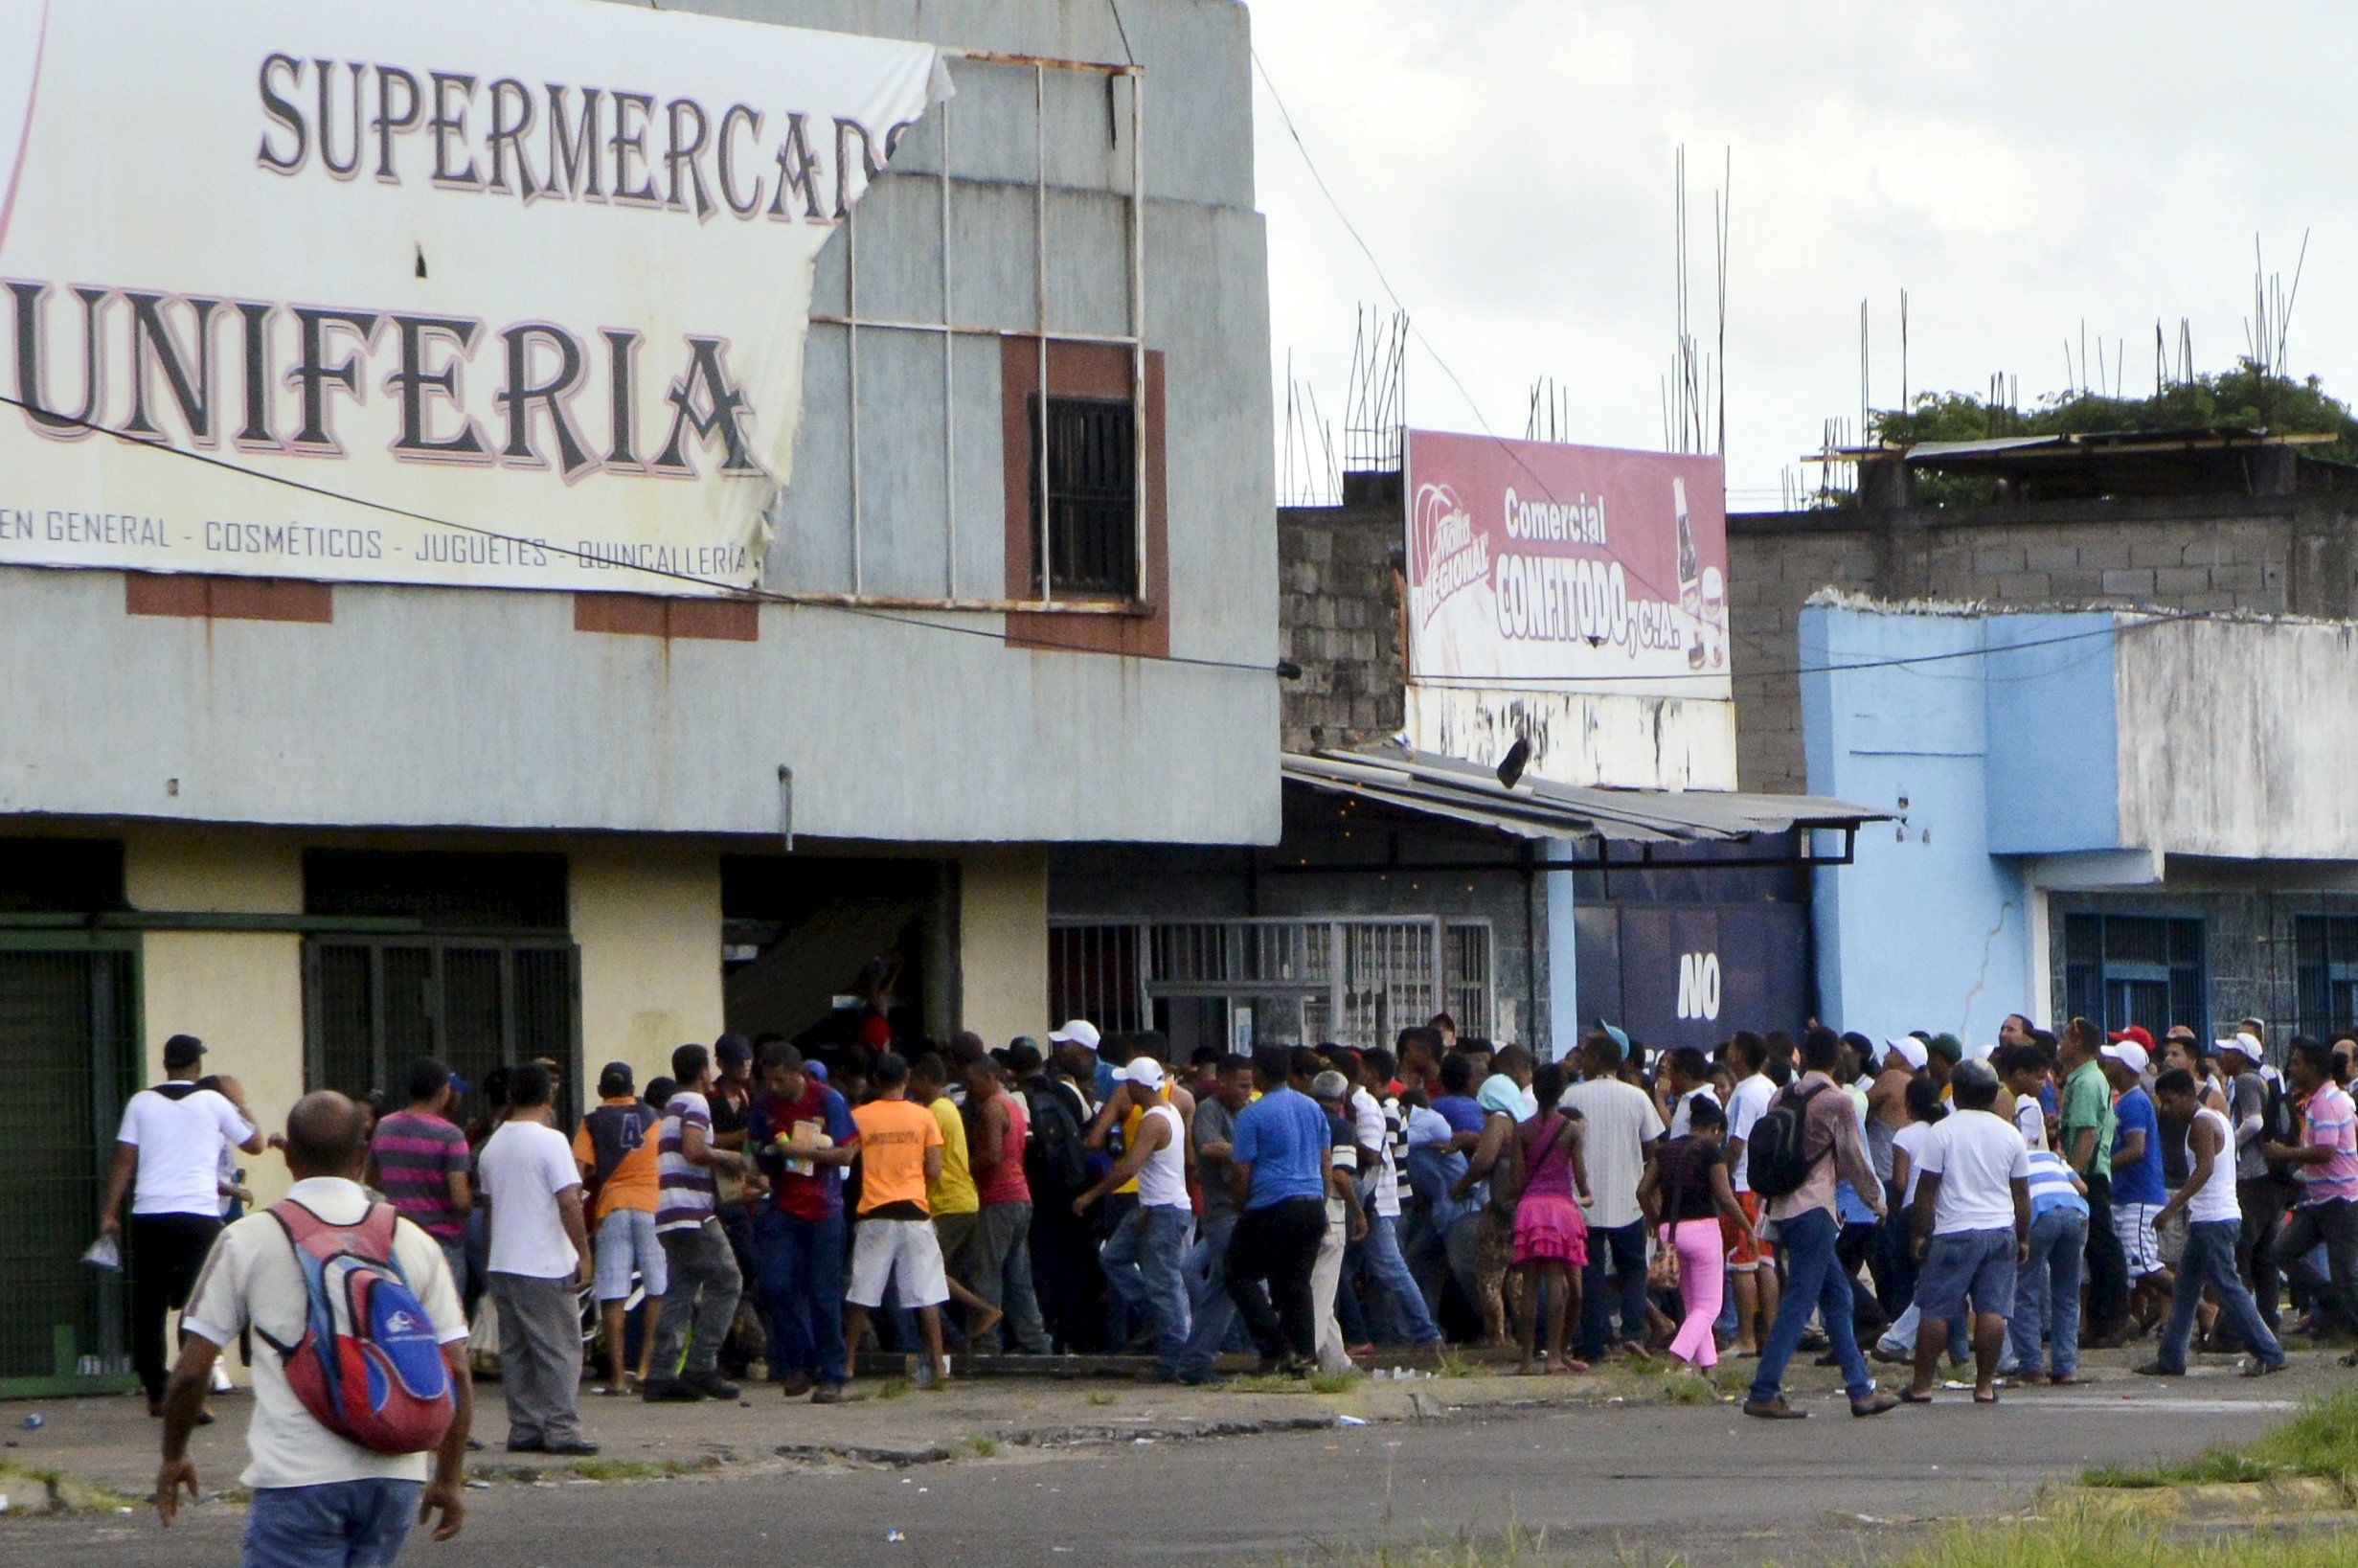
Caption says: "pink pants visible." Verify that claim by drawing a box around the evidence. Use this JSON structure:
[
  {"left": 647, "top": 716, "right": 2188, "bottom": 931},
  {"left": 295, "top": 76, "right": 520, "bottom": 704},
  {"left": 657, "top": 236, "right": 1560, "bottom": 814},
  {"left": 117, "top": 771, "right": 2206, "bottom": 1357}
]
[{"left": 1665, "top": 1219, "right": 1724, "bottom": 1369}]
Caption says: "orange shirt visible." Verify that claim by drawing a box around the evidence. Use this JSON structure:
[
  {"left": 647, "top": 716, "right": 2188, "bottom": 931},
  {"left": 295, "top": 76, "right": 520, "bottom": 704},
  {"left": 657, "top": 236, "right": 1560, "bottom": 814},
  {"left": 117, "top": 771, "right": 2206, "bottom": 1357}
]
[
  {"left": 850, "top": 1096, "right": 942, "bottom": 1216},
  {"left": 573, "top": 1099, "right": 661, "bottom": 1221}
]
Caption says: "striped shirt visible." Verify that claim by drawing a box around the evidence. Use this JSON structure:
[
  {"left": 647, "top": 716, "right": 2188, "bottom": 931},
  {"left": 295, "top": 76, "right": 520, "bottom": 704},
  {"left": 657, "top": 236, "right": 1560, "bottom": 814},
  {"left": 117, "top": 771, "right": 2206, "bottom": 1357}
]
[
  {"left": 656, "top": 1090, "right": 717, "bottom": 1233},
  {"left": 2025, "top": 1148, "right": 2089, "bottom": 1223},
  {"left": 2296, "top": 1081, "right": 2358, "bottom": 1207},
  {"left": 370, "top": 1110, "right": 468, "bottom": 1240}
]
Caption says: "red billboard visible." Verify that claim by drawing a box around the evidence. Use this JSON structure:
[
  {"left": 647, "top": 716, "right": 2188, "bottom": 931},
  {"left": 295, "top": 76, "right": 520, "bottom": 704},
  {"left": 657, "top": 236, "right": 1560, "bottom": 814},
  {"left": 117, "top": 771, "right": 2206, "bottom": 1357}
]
[{"left": 1402, "top": 431, "right": 1731, "bottom": 697}]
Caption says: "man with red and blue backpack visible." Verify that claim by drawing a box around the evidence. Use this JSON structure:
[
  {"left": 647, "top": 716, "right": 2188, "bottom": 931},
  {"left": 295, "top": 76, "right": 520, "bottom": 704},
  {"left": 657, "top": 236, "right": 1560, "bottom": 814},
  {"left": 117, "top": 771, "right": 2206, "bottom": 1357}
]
[{"left": 158, "top": 1090, "right": 472, "bottom": 1566}]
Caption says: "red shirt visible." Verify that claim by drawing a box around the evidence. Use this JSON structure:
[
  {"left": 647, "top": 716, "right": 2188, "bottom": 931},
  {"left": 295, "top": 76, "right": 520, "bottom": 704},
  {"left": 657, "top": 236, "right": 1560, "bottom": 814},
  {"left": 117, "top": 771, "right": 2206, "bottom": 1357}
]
[{"left": 973, "top": 1092, "right": 1031, "bottom": 1207}]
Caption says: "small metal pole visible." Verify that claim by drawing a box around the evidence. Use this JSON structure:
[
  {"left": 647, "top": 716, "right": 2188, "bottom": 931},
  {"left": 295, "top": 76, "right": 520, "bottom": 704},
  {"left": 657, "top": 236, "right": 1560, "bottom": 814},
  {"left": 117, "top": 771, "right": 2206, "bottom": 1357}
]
[
  {"left": 1035, "top": 62, "right": 1052, "bottom": 607},
  {"left": 1129, "top": 67, "right": 1147, "bottom": 602},
  {"left": 849, "top": 195, "right": 863, "bottom": 595},
  {"left": 941, "top": 87, "right": 958, "bottom": 599}
]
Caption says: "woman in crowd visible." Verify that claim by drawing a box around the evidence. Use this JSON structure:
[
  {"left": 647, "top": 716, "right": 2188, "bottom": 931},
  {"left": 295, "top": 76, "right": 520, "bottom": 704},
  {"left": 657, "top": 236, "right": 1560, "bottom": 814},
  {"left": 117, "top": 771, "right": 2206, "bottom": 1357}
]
[
  {"left": 1641, "top": 1095, "right": 1749, "bottom": 1373},
  {"left": 1508, "top": 1062, "right": 1590, "bottom": 1375}
]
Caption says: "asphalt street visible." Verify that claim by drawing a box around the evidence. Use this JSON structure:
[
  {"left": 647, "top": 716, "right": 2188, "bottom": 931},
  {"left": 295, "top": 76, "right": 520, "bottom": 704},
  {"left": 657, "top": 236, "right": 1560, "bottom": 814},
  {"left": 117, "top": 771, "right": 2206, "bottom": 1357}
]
[{"left": 6, "top": 1373, "right": 2307, "bottom": 1567}]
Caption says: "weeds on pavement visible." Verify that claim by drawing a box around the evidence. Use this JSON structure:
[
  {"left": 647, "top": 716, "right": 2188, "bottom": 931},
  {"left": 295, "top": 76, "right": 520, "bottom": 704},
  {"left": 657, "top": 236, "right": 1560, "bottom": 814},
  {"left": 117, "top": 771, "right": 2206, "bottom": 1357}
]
[{"left": 2080, "top": 1386, "right": 2358, "bottom": 1490}]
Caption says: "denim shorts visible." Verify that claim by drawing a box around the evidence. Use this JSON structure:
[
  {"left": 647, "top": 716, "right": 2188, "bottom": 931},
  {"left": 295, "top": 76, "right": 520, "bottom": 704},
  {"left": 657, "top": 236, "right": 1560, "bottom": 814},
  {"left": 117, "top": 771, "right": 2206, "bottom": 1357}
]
[
  {"left": 593, "top": 1208, "right": 666, "bottom": 1303},
  {"left": 244, "top": 1478, "right": 420, "bottom": 1568},
  {"left": 1914, "top": 1227, "right": 2017, "bottom": 1321}
]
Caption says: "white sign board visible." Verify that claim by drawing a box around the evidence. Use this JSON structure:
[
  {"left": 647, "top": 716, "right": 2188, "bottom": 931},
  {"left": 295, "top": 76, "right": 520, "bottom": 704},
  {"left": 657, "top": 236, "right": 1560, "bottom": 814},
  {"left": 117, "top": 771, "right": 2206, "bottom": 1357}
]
[{"left": 0, "top": 0, "right": 942, "bottom": 594}]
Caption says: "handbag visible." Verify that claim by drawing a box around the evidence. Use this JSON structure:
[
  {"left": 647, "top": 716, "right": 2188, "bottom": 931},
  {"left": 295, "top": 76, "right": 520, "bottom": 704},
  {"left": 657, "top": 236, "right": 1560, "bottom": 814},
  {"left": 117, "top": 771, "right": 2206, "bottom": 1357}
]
[{"left": 1647, "top": 1148, "right": 1688, "bottom": 1292}]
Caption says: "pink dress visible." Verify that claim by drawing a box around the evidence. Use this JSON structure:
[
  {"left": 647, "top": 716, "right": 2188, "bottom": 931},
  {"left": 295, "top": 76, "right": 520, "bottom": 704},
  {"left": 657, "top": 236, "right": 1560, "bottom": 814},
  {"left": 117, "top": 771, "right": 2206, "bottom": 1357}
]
[{"left": 1511, "top": 1113, "right": 1589, "bottom": 1267}]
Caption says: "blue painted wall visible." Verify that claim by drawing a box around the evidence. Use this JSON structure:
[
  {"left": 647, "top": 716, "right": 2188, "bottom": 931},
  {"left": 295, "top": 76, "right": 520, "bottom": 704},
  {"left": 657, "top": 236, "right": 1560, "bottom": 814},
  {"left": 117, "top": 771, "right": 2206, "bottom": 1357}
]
[
  {"left": 1984, "top": 613, "right": 2120, "bottom": 853},
  {"left": 1803, "top": 605, "right": 2033, "bottom": 1047}
]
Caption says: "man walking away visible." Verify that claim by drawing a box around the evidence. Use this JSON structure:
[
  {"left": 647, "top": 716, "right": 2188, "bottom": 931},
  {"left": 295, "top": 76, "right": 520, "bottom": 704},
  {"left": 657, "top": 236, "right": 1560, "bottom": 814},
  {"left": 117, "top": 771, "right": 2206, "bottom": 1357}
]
[
  {"left": 2100, "top": 1038, "right": 2173, "bottom": 1333},
  {"left": 477, "top": 1063, "right": 596, "bottom": 1456},
  {"left": 2008, "top": 1145, "right": 2089, "bottom": 1385},
  {"left": 1173, "top": 1054, "right": 1256, "bottom": 1384},
  {"left": 2140, "top": 1068, "right": 2286, "bottom": 1377},
  {"left": 156, "top": 1092, "right": 472, "bottom": 1565},
  {"left": 1721, "top": 1032, "right": 1782, "bottom": 1356},
  {"left": 907, "top": 1051, "right": 1005, "bottom": 1348},
  {"left": 2218, "top": 1033, "right": 2287, "bottom": 1341},
  {"left": 1073, "top": 1057, "right": 1192, "bottom": 1380},
  {"left": 1742, "top": 1030, "right": 1897, "bottom": 1420},
  {"left": 2263, "top": 1038, "right": 2358, "bottom": 1355},
  {"left": 646, "top": 1044, "right": 753, "bottom": 1402},
  {"left": 1902, "top": 1060, "right": 2030, "bottom": 1406},
  {"left": 102, "top": 1033, "right": 265, "bottom": 1416},
  {"left": 573, "top": 1062, "right": 665, "bottom": 1396},
  {"left": 842, "top": 1053, "right": 952, "bottom": 1387},
  {"left": 749, "top": 1042, "right": 860, "bottom": 1402},
  {"left": 1225, "top": 1045, "right": 1331, "bottom": 1375},
  {"left": 374, "top": 1059, "right": 474, "bottom": 1302},
  {"left": 961, "top": 1039, "right": 1054, "bottom": 1356},
  {"left": 1353, "top": 1049, "right": 1442, "bottom": 1348},
  {"left": 1562, "top": 1026, "right": 1664, "bottom": 1361},
  {"left": 2057, "top": 1018, "right": 2130, "bottom": 1344}
]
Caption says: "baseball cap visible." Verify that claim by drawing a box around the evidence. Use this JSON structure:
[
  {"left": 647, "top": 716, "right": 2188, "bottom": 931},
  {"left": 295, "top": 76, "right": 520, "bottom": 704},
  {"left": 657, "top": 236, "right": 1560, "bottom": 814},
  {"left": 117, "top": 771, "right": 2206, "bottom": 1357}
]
[
  {"left": 1925, "top": 1034, "right": 1963, "bottom": 1066},
  {"left": 162, "top": 1034, "right": 206, "bottom": 1070},
  {"left": 597, "top": 1060, "right": 634, "bottom": 1097},
  {"left": 1049, "top": 1019, "right": 1102, "bottom": 1052},
  {"left": 1002, "top": 1038, "right": 1045, "bottom": 1074},
  {"left": 1119, "top": 1057, "right": 1166, "bottom": 1091},
  {"left": 1885, "top": 1035, "right": 1929, "bottom": 1072},
  {"left": 1593, "top": 1019, "right": 1631, "bottom": 1053},
  {"left": 2106, "top": 1025, "right": 2155, "bottom": 1053},
  {"left": 2099, "top": 1040, "right": 2151, "bottom": 1076},
  {"left": 714, "top": 1033, "right": 754, "bottom": 1067},
  {"left": 2218, "top": 1032, "right": 2263, "bottom": 1063}
]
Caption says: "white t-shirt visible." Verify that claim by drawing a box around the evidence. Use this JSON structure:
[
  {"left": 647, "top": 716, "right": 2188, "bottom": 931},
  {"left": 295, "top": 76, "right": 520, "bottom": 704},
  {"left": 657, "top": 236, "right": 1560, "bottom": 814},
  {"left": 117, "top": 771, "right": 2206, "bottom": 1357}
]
[
  {"left": 2186, "top": 1106, "right": 2242, "bottom": 1225},
  {"left": 1350, "top": 1087, "right": 1400, "bottom": 1217},
  {"left": 1914, "top": 1108, "right": 2030, "bottom": 1235},
  {"left": 1135, "top": 1102, "right": 1189, "bottom": 1210},
  {"left": 180, "top": 1177, "right": 465, "bottom": 1490},
  {"left": 2012, "top": 1096, "right": 2048, "bottom": 1151},
  {"left": 1892, "top": 1121, "right": 1937, "bottom": 1207},
  {"left": 1725, "top": 1074, "right": 1777, "bottom": 1193},
  {"left": 1666, "top": 1084, "right": 1720, "bottom": 1140},
  {"left": 118, "top": 1085, "right": 254, "bottom": 1217},
  {"left": 478, "top": 1119, "right": 583, "bottom": 1279},
  {"left": 1560, "top": 1077, "right": 1666, "bottom": 1230}
]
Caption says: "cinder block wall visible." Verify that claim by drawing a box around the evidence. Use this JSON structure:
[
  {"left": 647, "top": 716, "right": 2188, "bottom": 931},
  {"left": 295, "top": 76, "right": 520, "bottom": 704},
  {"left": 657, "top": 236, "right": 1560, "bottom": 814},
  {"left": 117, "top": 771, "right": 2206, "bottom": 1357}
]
[
  {"left": 1728, "top": 494, "right": 2342, "bottom": 792},
  {"left": 1279, "top": 503, "right": 1406, "bottom": 754}
]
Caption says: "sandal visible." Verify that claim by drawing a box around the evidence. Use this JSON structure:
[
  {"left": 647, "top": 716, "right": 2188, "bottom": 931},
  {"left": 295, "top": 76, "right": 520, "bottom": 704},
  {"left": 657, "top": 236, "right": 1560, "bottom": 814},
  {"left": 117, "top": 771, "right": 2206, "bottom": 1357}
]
[
  {"left": 1898, "top": 1387, "right": 1936, "bottom": 1404},
  {"left": 1973, "top": 1389, "right": 2000, "bottom": 1405}
]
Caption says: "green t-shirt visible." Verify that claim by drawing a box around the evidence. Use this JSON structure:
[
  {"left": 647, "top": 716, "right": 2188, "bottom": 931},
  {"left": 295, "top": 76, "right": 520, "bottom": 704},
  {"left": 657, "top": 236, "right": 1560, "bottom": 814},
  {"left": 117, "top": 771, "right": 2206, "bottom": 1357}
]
[{"left": 2060, "top": 1058, "right": 2115, "bottom": 1181}]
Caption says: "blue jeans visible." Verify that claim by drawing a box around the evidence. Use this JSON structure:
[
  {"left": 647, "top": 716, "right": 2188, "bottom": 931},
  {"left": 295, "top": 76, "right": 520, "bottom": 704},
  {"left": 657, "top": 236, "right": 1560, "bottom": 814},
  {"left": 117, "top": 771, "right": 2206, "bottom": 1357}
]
[
  {"left": 2159, "top": 1217, "right": 2284, "bottom": 1374},
  {"left": 2008, "top": 1208, "right": 2085, "bottom": 1376},
  {"left": 243, "top": 1479, "right": 421, "bottom": 1568},
  {"left": 1175, "top": 1211, "right": 1239, "bottom": 1378},
  {"left": 1751, "top": 1208, "right": 1873, "bottom": 1404},
  {"left": 755, "top": 1207, "right": 848, "bottom": 1387},
  {"left": 1579, "top": 1220, "right": 1649, "bottom": 1360},
  {"left": 1103, "top": 1202, "right": 1191, "bottom": 1372},
  {"left": 1360, "top": 1215, "right": 1442, "bottom": 1345}
]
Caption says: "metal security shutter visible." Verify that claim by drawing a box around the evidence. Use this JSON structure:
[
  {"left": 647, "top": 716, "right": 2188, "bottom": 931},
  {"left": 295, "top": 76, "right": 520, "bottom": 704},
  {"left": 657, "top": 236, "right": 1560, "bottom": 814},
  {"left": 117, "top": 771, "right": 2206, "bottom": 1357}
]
[{"left": 0, "top": 942, "right": 138, "bottom": 1391}]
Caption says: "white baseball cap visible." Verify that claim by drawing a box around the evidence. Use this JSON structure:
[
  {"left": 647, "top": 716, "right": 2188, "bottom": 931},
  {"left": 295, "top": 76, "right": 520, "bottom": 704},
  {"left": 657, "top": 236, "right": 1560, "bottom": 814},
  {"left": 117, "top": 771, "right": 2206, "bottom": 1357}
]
[
  {"left": 2216, "top": 1033, "right": 2262, "bottom": 1062},
  {"left": 1966, "top": 1040, "right": 2000, "bottom": 1062},
  {"left": 1048, "top": 1019, "right": 1102, "bottom": 1051},
  {"left": 2099, "top": 1040, "right": 2150, "bottom": 1076},
  {"left": 1119, "top": 1057, "right": 1165, "bottom": 1090},
  {"left": 1885, "top": 1035, "right": 1929, "bottom": 1072}
]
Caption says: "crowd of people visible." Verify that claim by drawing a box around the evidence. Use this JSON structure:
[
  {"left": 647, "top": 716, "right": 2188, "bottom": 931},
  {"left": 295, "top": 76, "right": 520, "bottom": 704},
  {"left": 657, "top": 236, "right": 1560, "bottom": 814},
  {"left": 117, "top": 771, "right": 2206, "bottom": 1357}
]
[{"left": 103, "top": 1008, "right": 2358, "bottom": 1561}]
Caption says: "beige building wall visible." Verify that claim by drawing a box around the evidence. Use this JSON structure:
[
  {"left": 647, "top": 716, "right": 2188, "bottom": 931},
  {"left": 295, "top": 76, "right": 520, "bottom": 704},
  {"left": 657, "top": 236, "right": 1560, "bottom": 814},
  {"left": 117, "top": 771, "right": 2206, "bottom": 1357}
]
[
  {"left": 960, "top": 846, "right": 1049, "bottom": 1050},
  {"left": 125, "top": 829, "right": 306, "bottom": 1210},
  {"left": 572, "top": 840, "right": 724, "bottom": 1091}
]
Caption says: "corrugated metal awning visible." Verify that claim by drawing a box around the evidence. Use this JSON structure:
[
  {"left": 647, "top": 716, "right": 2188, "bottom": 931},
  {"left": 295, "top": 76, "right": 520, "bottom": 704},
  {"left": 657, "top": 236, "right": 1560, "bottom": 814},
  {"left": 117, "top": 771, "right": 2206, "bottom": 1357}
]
[{"left": 1282, "top": 748, "right": 1890, "bottom": 846}]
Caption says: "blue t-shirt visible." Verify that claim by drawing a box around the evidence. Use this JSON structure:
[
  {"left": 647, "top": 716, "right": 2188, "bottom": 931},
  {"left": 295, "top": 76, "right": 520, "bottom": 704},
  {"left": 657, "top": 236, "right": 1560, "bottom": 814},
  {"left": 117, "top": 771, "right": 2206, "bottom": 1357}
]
[
  {"left": 1231, "top": 1086, "right": 1331, "bottom": 1211},
  {"left": 2110, "top": 1086, "right": 2166, "bottom": 1206},
  {"left": 1432, "top": 1095, "right": 1486, "bottom": 1138}
]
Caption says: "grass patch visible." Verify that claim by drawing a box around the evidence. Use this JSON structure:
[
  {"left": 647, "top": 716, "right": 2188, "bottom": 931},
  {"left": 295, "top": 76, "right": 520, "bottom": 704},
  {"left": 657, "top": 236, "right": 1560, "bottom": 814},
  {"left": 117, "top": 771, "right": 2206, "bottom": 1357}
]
[
  {"left": 1085, "top": 1391, "right": 1118, "bottom": 1407},
  {"left": 1432, "top": 1352, "right": 1481, "bottom": 1379},
  {"left": 1618, "top": 1352, "right": 1666, "bottom": 1375},
  {"left": 962, "top": 1434, "right": 1000, "bottom": 1459},
  {"left": 0, "top": 1462, "right": 138, "bottom": 1515},
  {"left": 1308, "top": 1371, "right": 1363, "bottom": 1395},
  {"left": 1658, "top": 1375, "right": 1717, "bottom": 1406},
  {"left": 2080, "top": 1386, "right": 2358, "bottom": 1490},
  {"left": 872, "top": 1378, "right": 912, "bottom": 1401},
  {"left": 555, "top": 1457, "right": 714, "bottom": 1483}
]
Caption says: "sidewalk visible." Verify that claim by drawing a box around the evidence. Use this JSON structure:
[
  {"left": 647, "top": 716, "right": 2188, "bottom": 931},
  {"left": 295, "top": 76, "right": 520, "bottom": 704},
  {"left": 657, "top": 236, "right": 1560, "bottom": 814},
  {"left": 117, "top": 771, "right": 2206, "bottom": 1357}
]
[{"left": 0, "top": 1341, "right": 2283, "bottom": 1511}]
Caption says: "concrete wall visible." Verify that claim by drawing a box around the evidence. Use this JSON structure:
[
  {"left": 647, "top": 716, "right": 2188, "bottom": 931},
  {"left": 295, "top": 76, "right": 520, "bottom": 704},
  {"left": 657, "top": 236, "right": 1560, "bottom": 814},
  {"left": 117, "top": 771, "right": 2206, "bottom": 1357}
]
[
  {"left": 573, "top": 841, "right": 727, "bottom": 1092},
  {"left": 1802, "top": 604, "right": 2031, "bottom": 1044},
  {"left": 2118, "top": 616, "right": 2358, "bottom": 860},
  {"left": 1733, "top": 492, "right": 2322, "bottom": 792},
  {"left": 0, "top": 0, "right": 1279, "bottom": 849},
  {"left": 959, "top": 844, "right": 1051, "bottom": 1047}
]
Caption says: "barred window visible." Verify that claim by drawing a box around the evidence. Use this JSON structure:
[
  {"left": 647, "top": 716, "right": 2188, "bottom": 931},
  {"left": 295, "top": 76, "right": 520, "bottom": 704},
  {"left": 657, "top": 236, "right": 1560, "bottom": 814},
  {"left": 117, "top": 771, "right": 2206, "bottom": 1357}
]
[{"left": 1029, "top": 395, "right": 1138, "bottom": 598}]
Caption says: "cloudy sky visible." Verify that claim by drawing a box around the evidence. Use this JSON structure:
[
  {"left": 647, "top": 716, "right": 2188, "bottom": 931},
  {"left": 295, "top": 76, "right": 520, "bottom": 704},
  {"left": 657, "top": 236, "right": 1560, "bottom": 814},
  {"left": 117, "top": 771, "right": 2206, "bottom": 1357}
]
[{"left": 1248, "top": 1, "right": 2350, "bottom": 507}]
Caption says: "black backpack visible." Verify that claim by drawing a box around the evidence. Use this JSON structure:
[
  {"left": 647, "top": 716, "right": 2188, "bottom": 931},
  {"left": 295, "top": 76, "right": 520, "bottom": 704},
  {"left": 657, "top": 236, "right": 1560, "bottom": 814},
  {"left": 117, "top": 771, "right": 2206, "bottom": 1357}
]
[
  {"left": 2262, "top": 1073, "right": 2299, "bottom": 1187},
  {"left": 1746, "top": 1081, "right": 1829, "bottom": 1199},
  {"left": 1024, "top": 1083, "right": 1091, "bottom": 1200}
]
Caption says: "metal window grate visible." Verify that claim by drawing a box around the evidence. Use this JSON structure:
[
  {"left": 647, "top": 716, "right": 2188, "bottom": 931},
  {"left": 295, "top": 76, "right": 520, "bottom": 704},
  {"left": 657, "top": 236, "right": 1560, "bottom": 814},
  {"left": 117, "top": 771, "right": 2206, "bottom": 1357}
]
[
  {"left": 306, "top": 939, "right": 581, "bottom": 1128},
  {"left": 0, "top": 943, "right": 138, "bottom": 1388},
  {"left": 1445, "top": 922, "right": 1492, "bottom": 1038},
  {"left": 2295, "top": 915, "right": 2358, "bottom": 1043},
  {"left": 2061, "top": 913, "right": 2207, "bottom": 1039},
  {"left": 1030, "top": 395, "right": 1138, "bottom": 598}
]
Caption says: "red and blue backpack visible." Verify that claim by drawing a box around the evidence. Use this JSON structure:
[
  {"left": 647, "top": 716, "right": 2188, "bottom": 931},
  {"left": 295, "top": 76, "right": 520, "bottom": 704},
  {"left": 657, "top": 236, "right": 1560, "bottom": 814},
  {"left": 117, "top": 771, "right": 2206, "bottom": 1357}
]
[{"left": 260, "top": 1200, "right": 456, "bottom": 1455}]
